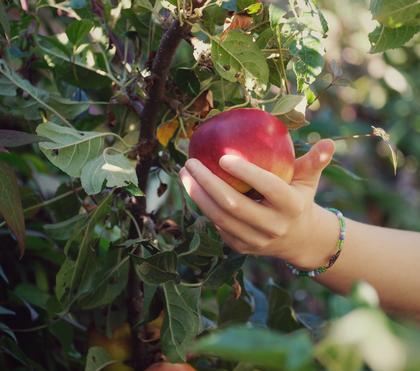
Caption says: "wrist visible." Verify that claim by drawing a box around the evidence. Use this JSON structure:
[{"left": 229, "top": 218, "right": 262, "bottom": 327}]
[{"left": 290, "top": 204, "right": 341, "bottom": 271}]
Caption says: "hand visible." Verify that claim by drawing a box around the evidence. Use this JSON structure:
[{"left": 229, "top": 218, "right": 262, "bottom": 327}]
[{"left": 179, "top": 139, "right": 337, "bottom": 270}]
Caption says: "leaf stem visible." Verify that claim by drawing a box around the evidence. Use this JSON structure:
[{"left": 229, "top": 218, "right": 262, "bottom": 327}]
[
  {"left": 275, "top": 26, "right": 290, "bottom": 94},
  {"left": 0, "top": 187, "right": 83, "bottom": 228},
  {"left": 0, "top": 60, "right": 73, "bottom": 128}
]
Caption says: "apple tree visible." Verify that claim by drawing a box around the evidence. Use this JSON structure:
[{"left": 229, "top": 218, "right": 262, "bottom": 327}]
[{"left": 0, "top": 0, "right": 419, "bottom": 370}]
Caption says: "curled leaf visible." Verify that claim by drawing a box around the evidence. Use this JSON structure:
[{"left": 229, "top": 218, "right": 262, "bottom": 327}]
[
  {"left": 221, "top": 15, "right": 253, "bottom": 40},
  {"left": 157, "top": 118, "right": 179, "bottom": 147},
  {"left": 371, "top": 125, "right": 397, "bottom": 175}
]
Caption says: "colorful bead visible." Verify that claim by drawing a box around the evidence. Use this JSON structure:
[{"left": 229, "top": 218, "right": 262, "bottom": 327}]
[{"left": 285, "top": 207, "right": 346, "bottom": 277}]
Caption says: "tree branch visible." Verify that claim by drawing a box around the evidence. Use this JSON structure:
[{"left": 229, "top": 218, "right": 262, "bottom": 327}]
[
  {"left": 136, "top": 19, "right": 192, "bottom": 193},
  {"left": 128, "top": 18, "right": 191, "bottom": 370}
]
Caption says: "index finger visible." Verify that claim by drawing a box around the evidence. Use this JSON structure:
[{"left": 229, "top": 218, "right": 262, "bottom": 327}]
[{"left": 219, "top": 155, "right": 303, "bottom": 213}]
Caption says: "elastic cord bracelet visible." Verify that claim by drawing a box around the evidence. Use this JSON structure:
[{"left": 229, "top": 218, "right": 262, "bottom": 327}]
[{"left": 285, "top": 208, "right": 346, "bottom": 277}]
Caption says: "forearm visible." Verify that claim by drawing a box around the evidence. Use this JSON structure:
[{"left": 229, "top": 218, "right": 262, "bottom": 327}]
[{"left": 308, "top": 205, "right": 420, "bottom": 317}]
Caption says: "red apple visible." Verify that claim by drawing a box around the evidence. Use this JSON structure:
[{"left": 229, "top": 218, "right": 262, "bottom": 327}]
[{"left": 188, "top": 108, "right": 295, "bottom": 193}]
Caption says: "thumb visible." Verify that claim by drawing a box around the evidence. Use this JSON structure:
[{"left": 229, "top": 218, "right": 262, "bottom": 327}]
[{"left": 293, "top": 139, "right": 335, "bottom": 189}]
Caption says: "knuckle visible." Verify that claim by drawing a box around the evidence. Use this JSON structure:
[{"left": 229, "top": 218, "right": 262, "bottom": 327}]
[
  {"left": 291, "top": 197, "right": 305, "bottom": 216},
  {"left": 255, "top": 238, "right": 268, "bottom": 251},
  {"left": 260, "top": 175, "right": 281, "bottom": 199},
  {"left": 212, "top": 215, "right": 226, "bottom": 228},
  {"left": 260, "top": 185, "right": 276, "bottom": 200},
  {"left": 274, "top": 223, "right": 288, "bottom": 238},
  {"left": 226, "top": 198, "right": 242, "bottom": 213}
]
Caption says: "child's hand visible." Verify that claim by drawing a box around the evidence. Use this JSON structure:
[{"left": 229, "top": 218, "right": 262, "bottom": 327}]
[{"left": 179, "top": 139, "right": 337, "bottom": 270}]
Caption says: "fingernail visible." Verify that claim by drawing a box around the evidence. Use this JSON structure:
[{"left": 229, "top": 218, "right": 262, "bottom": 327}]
[
  {"left": 313, "top": 140, "right": 334, "bottom": 164},
  {"left": 219, "top": 155, "right": 236, "bottom": 169},
  {"left": 185, "top": 159, "right": 200, "bottom": 172},
  {"left": 179, "top": 168, "right": 192, "bottom": 191}
]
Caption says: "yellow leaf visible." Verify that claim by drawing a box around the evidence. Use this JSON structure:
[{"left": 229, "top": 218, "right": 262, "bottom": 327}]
[{"left": 157, "top": 118, "right": 179, "bottom": 147}]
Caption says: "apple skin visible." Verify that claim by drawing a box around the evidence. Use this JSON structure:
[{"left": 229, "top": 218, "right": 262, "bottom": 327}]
[{"left": 188, "top": 108, "right": 295, "bottom": 193}]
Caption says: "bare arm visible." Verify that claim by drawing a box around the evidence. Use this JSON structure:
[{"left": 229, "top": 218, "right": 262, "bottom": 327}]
[
  {"left": 180, "top": 139, "right": 420, "bottom": 319},
  {"left": 314, "top": 205, "right": 420, "bottom": 317}
]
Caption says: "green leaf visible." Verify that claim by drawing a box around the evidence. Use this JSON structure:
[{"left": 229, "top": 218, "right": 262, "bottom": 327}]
[
  {"left": 134, "top": 251, "right": 180, "bottom": 285},
  {"left": 255, "top": 28, "right": 275, "bottom": 49},
  {"left": 237, "top": 0, "right": 257, "bottom": 11},
  {"left": 290, "top": 35, "right": 325, "bottom": 92},
  {"left": 0, "top": 59, "right": 71, "bottom": 126},
  {"left": 273, "top": 95, "right": 309, "bottom": 129},
  {"left": 0, "top": 162, "right": 25, "bottom": 257},
  {"left": 304, "top": 86, "right": 317, "bottom": 105},
  {"left": 202, "top": 5, "right": 229, "bottom": 33},
  {"left": 48, "top": 96, "right": 90, "bottom": 119},
  {"left": 70, "top": 0, "right": 87, "bottom": 9},
  {"left": 205, "top": 253, "right": 247, "bottom": 289},
  {"left": 78, "top": 251, "right": 130, "bottom": 309},
  {"left": 267, "top": 282, "right": 301, "bottom": 332},
  {"left": 49, "top": 320, "right": 75, "bottom": 356},
  {"left": 55, "top": 193, "right": 113, "bottom": 307},
  {"left": 0, "top": 306, "right": 15, "bottom": 316},
  {"left": 0, "top": 323, "right": 17, "bottom": 343},
  {"left": 180, "top": 232, "right": 224, "bottom": 257},
  {"left": 56, "top": 259, "right": 76, "bottom": 303},
  {"left": 36, "top": 36, "right": 112, "bottom": 90},
  {"left": 85, "top": 346, "right": 117, "bottom": 371},
  {"left": 219, "top": 296, "right": 253, "bottom": 326},
  {"left": 174, "top": 68, "right": 201, "bottom": 96},
  {"left": 193, "top": 326, "right": 314, "bottom": 370},
  {"left": 81, "top": 152, "right": 138, "bottom": 195},
  {"left": 133, "top": 0, "right": 154, "bottom": 12},
  {"left": 36, "top": 123, "right": 105, "bottom": 177},
  {"left": 315, "top": 5, "right": 329, "bottom": 35},
  {"left": 211, "top": 31, "right": 269, "bottom": 92},
  {"left": 370, "top": 0, "right": 420, "bottom": 27},
  {"left": 14, "top": 283, "right": 50, "bottom": 309},
  {"left": 269, "top": 4, "right": 286, "bottom": 29},
  {"left": 0, "top": 1, "right": 10, "bottom": 41},
  {"left": 0, "top": 130, "right": 49, "bottom": 148},
  {"left": 43, "top": 214, "right": 87, "bottom": 241},
  {"left": 0, "top": 77, "right": 15, "bottom": 96},
  {"left": 161, "top": 283, "right": 201, "bottom": 362},
  {"left": 124, "top": 183, "right": 144, "bottom": 196},
  {"left": 36, "top": 35, "right": 72, "bottom": 59},
  {"left": 271, "top": 95, "right": 305, "bottom": 115},
  {"left": 244, "top": 3, "right": 263, "bottom": 15},
  {"left": 369, "top": 24, "right": 419, "bottom": 53},
  {"left": 324, "top": 163, "right": 363, "bottom": 182},
  {"left": 66, "top": 19, "right": 94, "bottom": 47}
]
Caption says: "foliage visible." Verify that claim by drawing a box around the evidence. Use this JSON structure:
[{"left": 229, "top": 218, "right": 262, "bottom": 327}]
[{"left": 0, "top": 0, "right": 419, "bottom": 370}]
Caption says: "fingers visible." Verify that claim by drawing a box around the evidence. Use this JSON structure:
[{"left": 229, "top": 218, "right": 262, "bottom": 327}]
[
  {"left": 184, "top": 159, "right": 287, "bottom": 233},
  {"left": 179, "top": 168, "right": 270, "bottom": 248},
  {"left": 217, "top": 155, "right": 303, "bottom": 214},
  {"left": 293, "top": 139, "right": 335, "bottom": 189}
]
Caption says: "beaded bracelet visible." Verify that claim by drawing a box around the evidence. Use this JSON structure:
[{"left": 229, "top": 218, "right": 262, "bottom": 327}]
[{"left": 285, "top": 208, "right": 346, "bottom": 277}]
